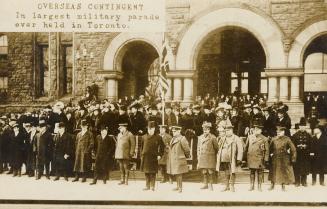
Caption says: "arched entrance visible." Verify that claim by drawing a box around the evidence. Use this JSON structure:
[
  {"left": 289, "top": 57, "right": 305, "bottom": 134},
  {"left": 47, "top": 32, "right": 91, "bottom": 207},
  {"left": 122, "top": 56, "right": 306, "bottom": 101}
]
[
  {"left": 117, "top": 41, "right": 159, "bottom": 98},
  {"left": 196, "top": 27, "right": 266, "bottom": 97},
  {"left": 303, "top": 34, "right": 327, "bottom": 118}
]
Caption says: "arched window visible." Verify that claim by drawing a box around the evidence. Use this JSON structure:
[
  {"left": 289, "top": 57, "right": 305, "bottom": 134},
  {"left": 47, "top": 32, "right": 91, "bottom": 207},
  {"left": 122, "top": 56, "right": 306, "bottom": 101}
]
[{"left": 0, "top": 35, "right": 8, "bottom": 55}]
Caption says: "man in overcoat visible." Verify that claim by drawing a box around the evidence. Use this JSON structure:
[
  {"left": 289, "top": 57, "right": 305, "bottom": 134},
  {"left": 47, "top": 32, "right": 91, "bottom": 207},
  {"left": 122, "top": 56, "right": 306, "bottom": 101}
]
[
  {"left": 53, "top": 122, "right": 74, "bottom": 181},
  {"left": 197, "top": 122, "right": 218, "bottom": 191},
  {"left": 72, "top": 119, "right": 94, "bottom": 183},
  {"left": 10, "top": 124, "right": 25, "bottom": 177},
  {"left": 167, "top": 126, "right": 191, "bottom": 193},
  {"left": 291, "top": 118, "right": 312, "bottom": 187},
  {"left": 216, "top": 123, "right": 243, "bottom": 192},
  {"left": 268, "top": 126, "right": 297, "bottom": 191},
  {"left": 90, "top": 125, "right": 116, "bottom": 185},
  {"left": 310, "top": 125, "right": 327, "bottom": 186},
  {"left": 140, "top": 121, "right": 165, "bottom": 191},
  {"left": 243, "top": 121, "right": 269, "bottom": 191},
  {"left": 115, "top": 123, "right": 135, "bottom": 185},
  {"left": 158, "top": 124, "right": 172, "bottom": 183},
  {"left": 34, "top": 119, "right": 54, "bottom": 180}
]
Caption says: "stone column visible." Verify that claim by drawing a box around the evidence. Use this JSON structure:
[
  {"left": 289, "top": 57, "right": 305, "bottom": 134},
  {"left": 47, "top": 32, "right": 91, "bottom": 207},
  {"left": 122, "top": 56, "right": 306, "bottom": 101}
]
[
  {"left": 183, "top": 78, "right": 193, "bottom": 102},
  {"left": 279, "top": 76, "right": 289, "bottom": 101},
  {"left": 165, "top": 78, "right": 172, "bottom": 101},
  {"left": 290, "top": 76, "right": 300, "bottom": 102},
  {"left": 107, "top": 79, "right": 118, "bottom": 101},
  {"left": 268, "top": 77, "right": 278, "bottom": 102},
  {"left": 173, "top": 78, "right": 182, "bottom": 101}
]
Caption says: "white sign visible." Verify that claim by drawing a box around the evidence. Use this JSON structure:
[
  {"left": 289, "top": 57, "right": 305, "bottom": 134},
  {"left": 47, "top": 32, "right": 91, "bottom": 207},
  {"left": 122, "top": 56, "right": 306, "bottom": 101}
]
[{"left": 0, "top": 0, "right": 165, "bottom": 32}]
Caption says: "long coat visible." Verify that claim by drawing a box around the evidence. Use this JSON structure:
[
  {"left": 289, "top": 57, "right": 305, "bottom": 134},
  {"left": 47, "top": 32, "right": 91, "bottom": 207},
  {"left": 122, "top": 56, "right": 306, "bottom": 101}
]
[
  {"left": 53, "top": 132, "right": 74, "bottom": 171},
  {"left": 244, "top": 133, "right": 269, "bottom": 169},
  {"left": 310, "top": 134, "right": 327, "bottom": 174},
  {"left": 10, "top": 130, "right": 25, "bottom": 169},
  {"left": 216, "top": 134, "right": 243, "bottom": 173},
  {"left": 269, "top": 135, "right": 297, "bottom": 184},
  {"left": 292, "top": 130, "right": 311, "bottom": 175},
  {"left": 262, "top": 115, "right": 277, "bottom": 137},
  {"left": 94, "top": 134, "right": 116, "bottom": 172},
  {"left": 197, "top": 133, "right": 218, "bottom": 169},
  {"left": 34, "top": 130, "right": 54, "bottom": 165},
  {"left": 114, "top": 131, "right": 135, "bottom": 160},
  {"left": 73, "top": 130, "right": 94, "bottom": 173},
  {"left": 167, "top": 135, "right": 190, "bottom": 175},
  {"left": 158, "top": 133, "right": 172, "bottom": 165},
  {"left": 140, "top": 134, "right": 165, "bottom": 173},
  {"left": 276, "top": 116, "right": 292, "bottom": 137}
]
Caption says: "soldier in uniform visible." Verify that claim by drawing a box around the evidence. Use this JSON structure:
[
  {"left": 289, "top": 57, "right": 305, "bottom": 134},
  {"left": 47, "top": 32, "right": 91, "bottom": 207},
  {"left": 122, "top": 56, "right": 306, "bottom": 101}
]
[
  {"left": 197, "top": 122, "right": 218, "bottom": 191},
  {"left": 115, "top": 123, "right": 135, "bottom": 185},
  {"left": 292, "top": 117, "right": 312, "bottom": 187},
  {"left": 158, "top": 124, "right": 172, "bottom": 183},
  {"left": 53, "top": 122, "right": 74, "bottom": 181},
  {"left": 72, "top": 120, "right": 94, "bottom": 183},
  {"left": 90, "top": 126, "right": 116, "bottom": 185},
  {"left": 243, "top": 120, "right": 269, "bottom": 191},
  {"left": 216, "top": 122, "right": 243, "bottom": 192},
  {"left": 140, "top": 121, "right": 165, "bottom": 191},
  {"left": 268, "top": 126, "right": 297, "bottom": 191},
  {"left": 167, "top": 126, "right": 191, "bottom": 193}
]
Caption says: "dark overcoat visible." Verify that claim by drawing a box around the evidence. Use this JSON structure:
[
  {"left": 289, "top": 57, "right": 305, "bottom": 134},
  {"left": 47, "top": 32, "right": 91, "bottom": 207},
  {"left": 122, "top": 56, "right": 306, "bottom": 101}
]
[
  {"left": 310, "top": 134, "right": 327, "bottom": 174},
  {"left": 292, "top": 130, "right": 311, "bottom": 175},
  {"left": 73, "top": 130, "right": 94, "bottom": 173},
  {"left": 269, "top": 136, "right": 297, "bottom": 184},
  {"left": 10, "top": 131, "right": 25, "bottom": 169},
  {"left": 34, "top": 130, "right": 54, "bottom": 165},
  {"left": 140, "top": 134, "right": 165, "bottom": 173},
  {"left": 167, "top": 135, "right": 190, "bottom": 175},
  {"left": 53, "top": 132, "right": 74, "bottom": 171},
  {"left": 94, "top": 134, "right": 116, "bottom": 172}
]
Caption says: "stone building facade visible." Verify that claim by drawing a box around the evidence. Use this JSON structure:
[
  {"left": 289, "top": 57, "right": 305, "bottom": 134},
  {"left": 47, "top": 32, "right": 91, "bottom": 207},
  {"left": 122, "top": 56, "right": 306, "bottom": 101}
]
[{"left": 0, "top": 0, "right": 327, "bottom": 121}]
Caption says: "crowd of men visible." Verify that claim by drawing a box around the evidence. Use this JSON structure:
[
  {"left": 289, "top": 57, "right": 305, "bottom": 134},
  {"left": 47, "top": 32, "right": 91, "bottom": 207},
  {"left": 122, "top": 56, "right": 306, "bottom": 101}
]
[{"left": 0, "top": 93, "right": 326, "bottom": 193}]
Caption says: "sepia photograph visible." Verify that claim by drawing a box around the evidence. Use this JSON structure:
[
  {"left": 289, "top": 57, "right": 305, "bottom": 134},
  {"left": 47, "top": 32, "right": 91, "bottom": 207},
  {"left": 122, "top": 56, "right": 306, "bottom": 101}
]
[{"left": 0, "top": 0, "right": 327, "bottom": 208}]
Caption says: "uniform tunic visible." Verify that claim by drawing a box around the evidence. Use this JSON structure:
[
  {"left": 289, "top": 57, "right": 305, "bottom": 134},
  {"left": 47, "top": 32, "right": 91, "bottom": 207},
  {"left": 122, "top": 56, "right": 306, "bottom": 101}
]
[
  {"left": 158, "top": 133, "right": 172, "bottom": 166},
  {"left": 167, "top": 135, "right": 190, "bottom": 175},
  {"left": 114, "top": 131, "right": 135, "bottom": 160},
  {"left": 197, "top": 133, "right": 218, "bottom": 169},
  {"left": 244, "top": 133, "right": 269, "bottom": 169}
]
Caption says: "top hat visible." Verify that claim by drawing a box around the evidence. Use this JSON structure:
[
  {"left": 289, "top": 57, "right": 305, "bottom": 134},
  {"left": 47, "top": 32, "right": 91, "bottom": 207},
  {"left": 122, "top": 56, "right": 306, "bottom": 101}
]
[
  {"left": 80, "top": 119, "right": 89, "bottom": 127},
  {"left": 298, "top": 117, "right": 307, "bottom": 126}
]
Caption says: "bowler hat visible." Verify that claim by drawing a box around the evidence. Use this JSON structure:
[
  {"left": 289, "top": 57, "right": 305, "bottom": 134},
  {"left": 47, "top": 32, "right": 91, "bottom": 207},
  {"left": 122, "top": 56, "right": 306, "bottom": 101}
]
[{"left": 298, "top": 117, "right": 307, "bottom": 126}]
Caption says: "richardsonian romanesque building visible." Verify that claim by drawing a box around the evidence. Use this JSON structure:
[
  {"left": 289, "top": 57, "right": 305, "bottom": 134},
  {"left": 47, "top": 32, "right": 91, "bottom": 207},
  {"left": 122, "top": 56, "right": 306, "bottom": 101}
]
[{"left": 0, "top": 0, "right": 327, "bottom": 120}]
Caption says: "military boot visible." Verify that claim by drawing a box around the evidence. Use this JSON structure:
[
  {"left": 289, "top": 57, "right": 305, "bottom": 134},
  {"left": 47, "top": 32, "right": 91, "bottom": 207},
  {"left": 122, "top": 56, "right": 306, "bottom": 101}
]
[
  {"left": 200, "top": 174, "right": 208, "bottom": 189},
  {"left": 249, "top": 173, "right": 255, "bottom": 191}
]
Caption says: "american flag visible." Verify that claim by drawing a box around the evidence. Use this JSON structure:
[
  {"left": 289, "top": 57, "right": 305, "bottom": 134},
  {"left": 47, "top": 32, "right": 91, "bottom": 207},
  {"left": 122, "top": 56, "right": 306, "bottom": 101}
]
[{"left": 159, "top": 33, "right": 170, "bottom": 94}]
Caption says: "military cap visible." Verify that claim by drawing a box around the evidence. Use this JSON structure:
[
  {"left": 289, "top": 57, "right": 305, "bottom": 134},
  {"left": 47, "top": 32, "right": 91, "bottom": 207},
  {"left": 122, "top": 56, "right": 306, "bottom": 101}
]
[
  {"left": 171, "top": 125, "right": 182, "bottom": 130},
  {"left": 276, "top": 126, "right": 286, "bottom": 131},
  {"left": 118, "top": 123, "right": 128, "bottom": 127},
  {"left": 159, "top": 124, "right": 168, "bottom": 129}
]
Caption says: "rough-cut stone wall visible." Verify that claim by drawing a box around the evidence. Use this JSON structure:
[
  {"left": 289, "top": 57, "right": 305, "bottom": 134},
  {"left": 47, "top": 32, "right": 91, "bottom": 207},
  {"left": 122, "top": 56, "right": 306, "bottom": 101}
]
[
  {"left": 6, "top": 33, "right": 34, "bottom": 102},
  {"left": 271, "top": 0, "right": 327, "bottom": 37},
  {"left": 74, "top": 32, "right": 118, "bottom": 99}
]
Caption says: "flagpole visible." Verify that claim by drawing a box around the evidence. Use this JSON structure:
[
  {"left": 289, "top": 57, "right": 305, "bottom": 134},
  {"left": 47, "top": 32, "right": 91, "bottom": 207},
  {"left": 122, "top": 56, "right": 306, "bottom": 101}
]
[{"left": 161, "top": 89, "right": 165, "bottom": 126}]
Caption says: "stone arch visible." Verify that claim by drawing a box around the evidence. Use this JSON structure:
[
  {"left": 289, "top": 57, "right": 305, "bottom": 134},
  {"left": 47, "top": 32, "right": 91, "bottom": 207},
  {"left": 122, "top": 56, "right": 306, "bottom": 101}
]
[
  {"left": 288, "top": 20, "right": 327, "bottom": 68},
  {"left": 102, "top": 33, "right": 162, "bottom": 71},
  {"left": 175, "top": 7, "right": 285, "bottom": 70}
]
